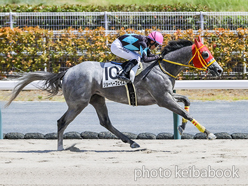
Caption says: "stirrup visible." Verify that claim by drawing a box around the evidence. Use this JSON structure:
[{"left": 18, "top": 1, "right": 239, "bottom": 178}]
[{"left": 117, "top": 74, "right": 131, "bottom": 83}]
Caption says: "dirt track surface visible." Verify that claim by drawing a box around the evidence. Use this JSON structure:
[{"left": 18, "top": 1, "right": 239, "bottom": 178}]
[{"left": 0, "top": 139, "right": 247, "bottom": 185}]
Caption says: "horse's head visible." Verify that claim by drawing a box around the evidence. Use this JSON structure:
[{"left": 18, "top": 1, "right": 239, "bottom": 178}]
[{"left": 192, "top": 36, "right": 223, "bottom": 77}]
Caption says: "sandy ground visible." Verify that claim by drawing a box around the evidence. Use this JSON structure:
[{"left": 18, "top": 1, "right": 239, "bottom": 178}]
[{"left": 0, "top": 139, "right": 247, "bottom": 185}]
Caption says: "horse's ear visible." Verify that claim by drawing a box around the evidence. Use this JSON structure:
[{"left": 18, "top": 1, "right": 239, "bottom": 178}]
[
  {"left": 198, "top": 36, "right": 202, "bottom": 43},
  {"left": 194, "top": 38, "right": 199, "bottom": 45},
  {"left": 194, "top": 37, "right": 201, "bottom": 48}
]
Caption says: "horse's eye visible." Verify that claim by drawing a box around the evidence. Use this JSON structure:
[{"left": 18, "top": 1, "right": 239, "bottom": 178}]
[{"left": 202, "top": 51, "right": 209, "bottom": 59}]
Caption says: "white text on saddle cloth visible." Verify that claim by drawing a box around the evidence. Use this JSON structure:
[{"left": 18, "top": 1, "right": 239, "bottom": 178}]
[{"left": 102, "top": 62, "right": 139, "bottom": 88}]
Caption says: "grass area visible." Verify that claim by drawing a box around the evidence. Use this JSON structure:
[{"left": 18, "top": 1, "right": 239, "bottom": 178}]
[
  {"left": 1, "top": 89, "right": 248, "bottom": 102},
  {"left": 177, "top": 89, "right": 248, "bottom": 101},
  {"left": 0, "top": 90, "right": 65, "bottom": 102},
  {"left": 1, "top": 0, "right": 248, "bottom": 11}
]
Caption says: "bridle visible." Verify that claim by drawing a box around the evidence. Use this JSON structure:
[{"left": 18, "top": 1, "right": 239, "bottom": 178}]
[{"left": 158, "top": 44, "right": 216, "bottom": 79}]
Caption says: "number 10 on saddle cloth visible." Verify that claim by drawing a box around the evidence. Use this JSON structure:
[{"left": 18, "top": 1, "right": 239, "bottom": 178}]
[
  {"left": 102, "top": 62, "right": 142, "bottom": 88},
  {"left": 102, "top": 62, "right": 143, "bottom": 106}
]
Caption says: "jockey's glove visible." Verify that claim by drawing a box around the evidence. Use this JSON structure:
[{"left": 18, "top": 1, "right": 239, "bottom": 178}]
[{"left": 157, "top": 54, "right": 163, "bottom": 61}]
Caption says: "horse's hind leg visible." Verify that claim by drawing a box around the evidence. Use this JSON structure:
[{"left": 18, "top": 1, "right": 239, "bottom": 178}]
[
  {"left": 90, "top": 94, "right": 140, "bottom": 148},
  {"left": 57, "top": 104, "right": 88, "bottom": 151},
  {"left": 173, "top": 93, "right": 190, "bottom": 135}
]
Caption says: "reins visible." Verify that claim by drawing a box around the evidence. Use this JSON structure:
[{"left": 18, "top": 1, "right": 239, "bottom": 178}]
[
  {"left": 141, "top": 60, "right": 159, "bottom": 80},
  {"left": 158, "top": 45, "right": 216, "bottom": 79}
]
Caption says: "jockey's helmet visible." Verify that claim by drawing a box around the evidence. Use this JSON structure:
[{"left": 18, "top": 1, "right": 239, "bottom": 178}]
[{"left": 147, "top": 31, "right": 163, "bottom": 45}]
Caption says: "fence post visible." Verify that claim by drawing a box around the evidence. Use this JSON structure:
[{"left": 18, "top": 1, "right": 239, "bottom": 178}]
[
  {"left": 196, "top": 11, "right": 207, "bottom": 43},
  {"left": 244, "top": 63, "right": 247, "bottom": 74},
  {"left": 102, "top": 11, "right": 111, "bottom": 46},
  {"left": 243, "top": 49, "right": 247, "bottom": 75},
  {"left": 0, "top": 108, "right": 2, "bottom": 139},
  {"left": 173, "top": 90, "right": 181, "bottom": 139},
  {"left": 5, "top": 11, "right": 16, "bottom": 29}
]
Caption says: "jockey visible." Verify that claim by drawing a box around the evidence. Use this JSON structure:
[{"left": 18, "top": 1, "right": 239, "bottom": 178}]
[{"left": 111, "top": 31, "right": 163, "bottom": 82}]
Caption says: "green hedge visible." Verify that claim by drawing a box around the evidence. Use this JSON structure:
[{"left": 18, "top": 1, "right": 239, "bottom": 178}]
[
  {"left": 0, "top": 3, "right": 210, "bottom": 12},
  {"left": 0, "top": 27, "right": 247, "bottom": 79}
]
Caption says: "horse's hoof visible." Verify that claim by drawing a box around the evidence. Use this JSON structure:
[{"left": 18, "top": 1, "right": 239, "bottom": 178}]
[
  {"left": 177, "top": 126, "right": 184, "bottom": 135},
  {"left": 130, "top": 142, "right": 140, "bottom": 148},
  {"left": 207, "top": 133, "right": 216, "bottom": 140}
]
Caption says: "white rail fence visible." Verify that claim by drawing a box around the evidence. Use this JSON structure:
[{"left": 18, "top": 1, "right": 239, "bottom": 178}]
[
  {"left": 2, "top": 12, "right": 248, "bottom": 31},
  {"left": 1, "top": 80, "right": 248, "bottom": 90}
]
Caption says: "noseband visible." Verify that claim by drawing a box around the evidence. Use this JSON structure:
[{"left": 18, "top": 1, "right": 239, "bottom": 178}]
[{"left": 158, "top": 44, "right": 216, "bottom": 79}]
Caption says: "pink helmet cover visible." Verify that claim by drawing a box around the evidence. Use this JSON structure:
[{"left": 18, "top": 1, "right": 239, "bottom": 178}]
[{"left": 148, "top": 31, "right": 163, "bottom": 45}]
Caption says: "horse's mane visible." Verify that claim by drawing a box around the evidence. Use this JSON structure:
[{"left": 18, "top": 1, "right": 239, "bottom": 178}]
[{"left": 161, "top": 39, "right": 193, "bottom": 56}]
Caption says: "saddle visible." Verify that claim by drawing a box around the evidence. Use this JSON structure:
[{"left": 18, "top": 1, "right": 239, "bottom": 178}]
[{"left": 102, "top": 61, "right": 143, "bottom": 106}]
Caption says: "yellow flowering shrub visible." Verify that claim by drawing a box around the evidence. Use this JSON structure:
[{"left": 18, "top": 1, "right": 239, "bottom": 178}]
[{"left": 0, "top": 27, "right": 247, "bottom": 77}]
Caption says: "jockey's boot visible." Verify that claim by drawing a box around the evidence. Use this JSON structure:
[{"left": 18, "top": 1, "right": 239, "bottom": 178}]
[{"left": 117, "top": 59, "right": 138, "bottom": 82}]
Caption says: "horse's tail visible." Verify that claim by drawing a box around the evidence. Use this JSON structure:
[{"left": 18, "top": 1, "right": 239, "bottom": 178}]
[{"left": 5, "top": 71, "right": 66, "bottom": 107}]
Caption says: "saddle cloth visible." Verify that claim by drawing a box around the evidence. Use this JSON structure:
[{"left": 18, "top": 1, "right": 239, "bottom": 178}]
[{"left": 102, "top": 61, "right": 143, "bottom": 88}]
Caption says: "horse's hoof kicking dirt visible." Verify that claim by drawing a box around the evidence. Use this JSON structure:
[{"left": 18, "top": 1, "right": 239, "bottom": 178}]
[{"left": 130, "top": 142, "right": 140, "bottom": 148}]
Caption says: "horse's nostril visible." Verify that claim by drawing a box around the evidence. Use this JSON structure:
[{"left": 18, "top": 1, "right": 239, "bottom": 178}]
[{"left": 218, "top": 69, "right": 222, "bottom": 74}]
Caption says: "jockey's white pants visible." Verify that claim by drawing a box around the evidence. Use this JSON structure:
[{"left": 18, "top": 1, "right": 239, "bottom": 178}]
[{"left": 111, "top": 39, "right": 141, "bottom": 62}]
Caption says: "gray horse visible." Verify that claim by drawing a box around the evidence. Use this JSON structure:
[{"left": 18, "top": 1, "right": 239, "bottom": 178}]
[{"left": 6, "top": 37, "right": 223, "bottom": 151}]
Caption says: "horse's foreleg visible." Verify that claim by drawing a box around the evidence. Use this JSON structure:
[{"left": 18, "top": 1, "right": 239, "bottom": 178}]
[
  {"left": 158, "top": 93, "right": 216, "bottom": 140},
  {"left": 90, "top": 94, "right": 140, "bottom": 148},
  {"left": 57, "top": 105, "right": 87, "bottom": 151},
  {"left": 173, "top": 93, "right": 190, "bottom": 135},
  {"left": 188, "top": 119, "right": 215, "bottom": 139},
  {"left": 177, "top": 105, "right": 190, "bottom": 135}
]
